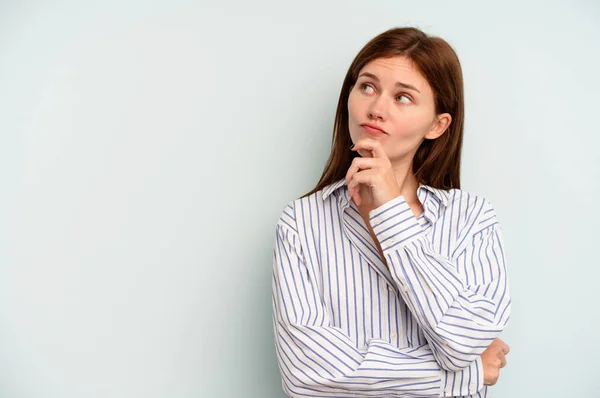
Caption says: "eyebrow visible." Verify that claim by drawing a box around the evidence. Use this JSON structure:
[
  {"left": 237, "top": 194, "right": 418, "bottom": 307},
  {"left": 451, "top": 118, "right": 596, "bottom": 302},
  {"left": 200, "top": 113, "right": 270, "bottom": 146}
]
[{"left": 358, "top": 72, "right": 421, "bottom": 93}]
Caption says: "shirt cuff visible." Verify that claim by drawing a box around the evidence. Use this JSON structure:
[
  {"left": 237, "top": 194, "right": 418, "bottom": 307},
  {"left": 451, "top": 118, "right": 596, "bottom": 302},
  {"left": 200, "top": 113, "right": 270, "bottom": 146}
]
[
  {"left": 368, "top": 195, "right": 424, "bottom": 251},
  {"left": 439, "top": 356, "right": 485, "bottom": 397}
]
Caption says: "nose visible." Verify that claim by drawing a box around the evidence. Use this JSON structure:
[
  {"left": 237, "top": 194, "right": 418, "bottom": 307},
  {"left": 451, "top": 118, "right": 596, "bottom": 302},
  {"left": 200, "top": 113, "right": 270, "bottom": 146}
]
[{"left": 367, "top": 95, "right": 388, "bottom": 121}]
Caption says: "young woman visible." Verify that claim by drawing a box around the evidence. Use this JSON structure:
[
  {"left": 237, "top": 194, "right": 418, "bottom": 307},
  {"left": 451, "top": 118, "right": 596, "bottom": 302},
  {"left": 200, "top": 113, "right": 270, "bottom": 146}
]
[{"left": 272, "top": 27, "right": 511, "bottom": 398}]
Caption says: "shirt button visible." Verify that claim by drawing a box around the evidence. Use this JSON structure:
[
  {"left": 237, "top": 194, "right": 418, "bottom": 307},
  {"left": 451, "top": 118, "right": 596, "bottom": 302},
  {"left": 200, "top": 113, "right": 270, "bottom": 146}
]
[
  {"left": 388, "top": 238, "right": 395, "bottom": 244},
  {"left": 445, "top": 386, "right": 452, "bottom": 394},
  {"left": 401, "top": 286, "right": 410, "bottom": 292},
  {"left": 372, "top": 217, "right": 381, "bottom": 225},
  {"left": 470, "top": 383, "right": 477, "bottom": 393},
  {"left": 388, "top": 285, "right": 395, "bottom": 292},
  {"left": 391, "top": 332, "right": 397, "bottom": 339}
]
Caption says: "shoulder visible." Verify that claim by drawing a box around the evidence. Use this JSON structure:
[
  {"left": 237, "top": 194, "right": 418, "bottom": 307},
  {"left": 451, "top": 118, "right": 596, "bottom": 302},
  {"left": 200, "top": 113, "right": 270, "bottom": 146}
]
[
  {"left": 275, "top": 184, "right": 332, "bottom": 232},
  {"left": 276, "top": 200, "right": 299, "bottom": 235},
  {"left": 275, "top": 179, "right": 342, "bottom": 235},
  {"left": 444, "top": 188, "right": 500, "bottom": 232}
]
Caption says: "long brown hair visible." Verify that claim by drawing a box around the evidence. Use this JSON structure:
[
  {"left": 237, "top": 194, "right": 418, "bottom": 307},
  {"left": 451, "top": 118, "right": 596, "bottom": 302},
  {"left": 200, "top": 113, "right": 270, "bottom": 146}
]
[{"left": 302, "top": 27, "right": 465, "bottom": 198}]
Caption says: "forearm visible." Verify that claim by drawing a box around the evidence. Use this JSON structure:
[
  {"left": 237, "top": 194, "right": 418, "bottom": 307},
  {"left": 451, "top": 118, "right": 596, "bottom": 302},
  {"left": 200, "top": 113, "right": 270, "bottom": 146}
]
[{"left": 369, "top": 196, "right": 511, "bottom": 370}]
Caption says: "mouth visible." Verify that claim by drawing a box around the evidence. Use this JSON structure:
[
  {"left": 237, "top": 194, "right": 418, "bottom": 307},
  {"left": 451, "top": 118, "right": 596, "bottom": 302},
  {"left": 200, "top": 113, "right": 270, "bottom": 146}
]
[{"left": 360, "top": 123, "right": 387, "bottom": 135}]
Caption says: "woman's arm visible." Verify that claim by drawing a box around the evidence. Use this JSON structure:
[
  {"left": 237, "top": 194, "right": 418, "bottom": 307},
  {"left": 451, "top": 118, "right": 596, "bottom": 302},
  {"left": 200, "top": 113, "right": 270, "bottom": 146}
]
[
  {"left": 369, "top": 195, "right": 511, "bottom": 372},
  {"left": 272, "top": 204, "right": 484, "bottom": 397}
]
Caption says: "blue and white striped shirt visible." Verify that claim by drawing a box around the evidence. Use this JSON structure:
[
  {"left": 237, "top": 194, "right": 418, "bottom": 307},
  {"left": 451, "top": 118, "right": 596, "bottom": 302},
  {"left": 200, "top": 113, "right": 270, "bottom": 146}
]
[{"left": 272, "top": 178, "right": 511, "bottom": 397}]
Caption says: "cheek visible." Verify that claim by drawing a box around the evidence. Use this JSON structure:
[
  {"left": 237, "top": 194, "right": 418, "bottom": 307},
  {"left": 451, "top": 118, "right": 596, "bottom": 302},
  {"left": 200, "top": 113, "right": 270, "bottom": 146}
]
[
  {"left": 347, "top": 92, "right": 361, "bottom": 121},
  {"left": 347, "top": 92, "right": 364, "bottom": 140},
  {"left": 390, "top": 109, "right": 432, "bottom": 138}
]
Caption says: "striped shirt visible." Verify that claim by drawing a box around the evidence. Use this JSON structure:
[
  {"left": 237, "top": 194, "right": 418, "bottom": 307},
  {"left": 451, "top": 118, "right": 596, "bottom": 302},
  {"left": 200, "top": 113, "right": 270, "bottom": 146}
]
[{"left": 271, "top": 178, "right": 511, "bottom": 397}]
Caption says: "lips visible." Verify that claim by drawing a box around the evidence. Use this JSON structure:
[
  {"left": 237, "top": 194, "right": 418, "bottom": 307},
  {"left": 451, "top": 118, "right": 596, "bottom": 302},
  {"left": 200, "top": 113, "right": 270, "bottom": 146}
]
[{"left": 360, "top": 123, "right": 387, "bottom": 135}]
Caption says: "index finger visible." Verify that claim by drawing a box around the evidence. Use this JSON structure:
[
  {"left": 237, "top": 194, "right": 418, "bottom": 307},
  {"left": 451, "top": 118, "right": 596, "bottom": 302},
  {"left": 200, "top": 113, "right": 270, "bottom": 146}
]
[{"left": 352, "top": 138, "right": 387, "bottom": 159}]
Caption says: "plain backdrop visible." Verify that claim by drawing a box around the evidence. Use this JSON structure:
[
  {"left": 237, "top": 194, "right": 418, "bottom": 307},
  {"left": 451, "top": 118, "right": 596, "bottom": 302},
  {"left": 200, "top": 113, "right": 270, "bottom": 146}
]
[{"left": 1, "top": 1, "right": 599, "bottom": 397}]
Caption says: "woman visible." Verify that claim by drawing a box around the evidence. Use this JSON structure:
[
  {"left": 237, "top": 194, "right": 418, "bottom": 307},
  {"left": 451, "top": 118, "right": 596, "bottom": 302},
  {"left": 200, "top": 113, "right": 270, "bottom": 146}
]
[{"left": 272, "top": 27, "right": 511, "bottom": 398}]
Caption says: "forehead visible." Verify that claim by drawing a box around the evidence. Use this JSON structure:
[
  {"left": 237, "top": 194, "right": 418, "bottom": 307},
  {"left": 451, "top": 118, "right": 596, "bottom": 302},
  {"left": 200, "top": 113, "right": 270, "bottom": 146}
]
[{"left": 358, "top": 56, "right": 429, "bottom": 90}]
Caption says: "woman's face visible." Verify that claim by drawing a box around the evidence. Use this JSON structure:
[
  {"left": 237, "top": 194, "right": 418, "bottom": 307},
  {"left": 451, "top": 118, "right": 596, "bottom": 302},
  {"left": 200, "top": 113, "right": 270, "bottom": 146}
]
[{"left": 347, "top": 56, "right": 451, "bottom": 163}]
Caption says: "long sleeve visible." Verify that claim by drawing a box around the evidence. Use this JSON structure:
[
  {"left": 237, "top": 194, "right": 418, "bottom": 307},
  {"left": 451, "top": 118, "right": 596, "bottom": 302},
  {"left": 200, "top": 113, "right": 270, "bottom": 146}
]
[
  {"left": 272, "top": 210, "right": 484, "bottom": 397},
  {"left": 369, "top": 195, "right": 511, "bottom": 372}
]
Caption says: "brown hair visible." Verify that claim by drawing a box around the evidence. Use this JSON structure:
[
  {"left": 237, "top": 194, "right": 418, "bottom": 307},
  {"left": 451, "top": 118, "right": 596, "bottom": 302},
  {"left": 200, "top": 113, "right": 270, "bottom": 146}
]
[{"left": 302, "top": 27, "right": 465, "bottom": 198}]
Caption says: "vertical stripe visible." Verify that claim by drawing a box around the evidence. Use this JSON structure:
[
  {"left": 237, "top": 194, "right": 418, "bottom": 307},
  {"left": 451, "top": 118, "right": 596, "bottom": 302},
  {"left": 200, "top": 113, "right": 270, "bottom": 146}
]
[{"left": 272, "top": 180, "right": 510, "bottom": 397}]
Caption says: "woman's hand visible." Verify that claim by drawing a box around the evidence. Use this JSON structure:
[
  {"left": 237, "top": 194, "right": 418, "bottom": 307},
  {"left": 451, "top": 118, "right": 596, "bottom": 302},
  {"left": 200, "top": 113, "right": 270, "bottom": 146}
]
[
  {"left": 346, "top": 138, "right": 404, "bottom": 208},
  {"left": 481, "top": 337, "right": 510, "bottom": 386}
]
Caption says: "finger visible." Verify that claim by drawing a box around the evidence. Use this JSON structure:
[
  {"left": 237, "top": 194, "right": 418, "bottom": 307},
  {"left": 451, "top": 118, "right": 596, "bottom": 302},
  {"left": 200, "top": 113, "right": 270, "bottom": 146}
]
[
  {"left": 352, "top": 139, "right": 386, "bottom": 159},
  {"left": 346, "top": 158, "right": 383, "bottom": 206},
  {"left": 500, "top": 354, "right": 507, "bottom": 368},
  {"left": 349, "top": 184, "right": 365, "bottom": 206},
  {"left": 351, "top": 188, "right": 360, "bottom": 206},
  {"left": 345, "top": 157, "right": 383, "bottom": 185},
  {"left": 502, "top": 343, "right": 510, "bottom": 355},
  {"left": 352, "top": 138, "right": 387, "bottom": 159},
  {"left": 348, "top": 169, "right": 379, "bottom": 191},
  {"left": 347, "top": 177, "right": 362, "bottom": 205},
  {"left": 350, "top": 183, "right": 362, "bottom": 205}
]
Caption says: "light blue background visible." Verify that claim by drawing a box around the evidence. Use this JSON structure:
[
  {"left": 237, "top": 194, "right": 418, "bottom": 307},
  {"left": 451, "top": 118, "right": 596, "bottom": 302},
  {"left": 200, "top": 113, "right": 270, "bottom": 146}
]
[{"left": 1, "top": 1, "right": 598, "bottom": 397}]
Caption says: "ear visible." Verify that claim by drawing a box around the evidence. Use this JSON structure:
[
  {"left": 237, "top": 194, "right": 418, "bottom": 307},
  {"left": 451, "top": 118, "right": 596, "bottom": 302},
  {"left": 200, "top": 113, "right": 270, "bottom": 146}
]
[{"left": 424, "top": 113, "right": 452, "bottom": 140}]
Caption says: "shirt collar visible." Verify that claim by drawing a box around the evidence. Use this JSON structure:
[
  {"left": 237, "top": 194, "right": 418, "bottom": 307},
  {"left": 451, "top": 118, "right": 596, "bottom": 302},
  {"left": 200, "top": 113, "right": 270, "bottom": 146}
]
[
  {"left": 322, "top": 178, "right": 348, "bottom": 201},
  {"left": 418, "top": 184, "right": 450, "bottom": 207},
  {"left": 321, "top": 178, "right": 450, "bottom": 207}
]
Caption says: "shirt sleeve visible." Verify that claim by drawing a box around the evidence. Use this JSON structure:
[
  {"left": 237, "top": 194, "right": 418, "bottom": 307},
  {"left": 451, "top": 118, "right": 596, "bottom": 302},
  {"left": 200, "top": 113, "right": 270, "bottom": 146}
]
[
  {"left": 368, "top": 195, "right": 511, "bottom": 372},
  {"left": 272, "top": 204, "right": 485, "bottom": 397}
]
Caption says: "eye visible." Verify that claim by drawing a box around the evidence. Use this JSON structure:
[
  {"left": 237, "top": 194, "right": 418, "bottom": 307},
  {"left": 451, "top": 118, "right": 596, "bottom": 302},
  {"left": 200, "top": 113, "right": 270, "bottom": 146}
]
[
  {"left": 396, "top": 94, "right": 412, "bottom": 104},
  {"left": 360, "top": 83, "right": 375, "bottom": 94}
]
